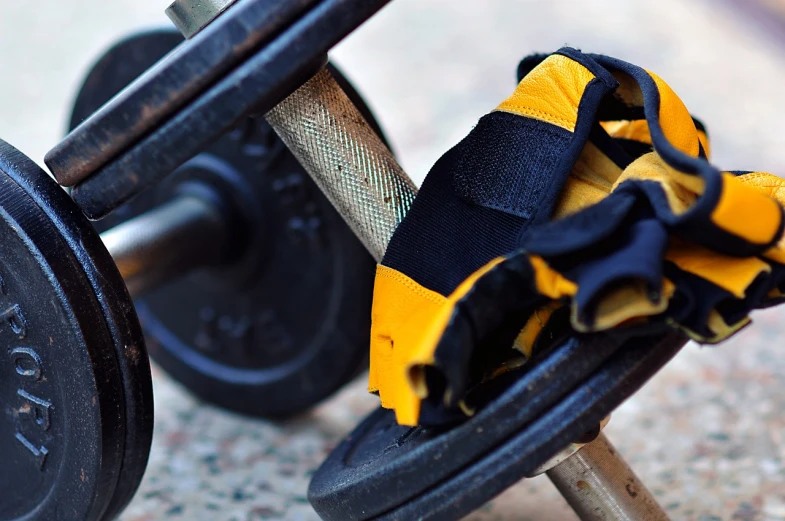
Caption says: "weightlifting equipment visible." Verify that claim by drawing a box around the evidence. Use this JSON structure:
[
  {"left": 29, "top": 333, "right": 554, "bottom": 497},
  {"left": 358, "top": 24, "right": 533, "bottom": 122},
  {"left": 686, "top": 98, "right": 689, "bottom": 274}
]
[
  {"left": 256, "top": 35, "right": 678, "bottom": 518},
  {"left": 46, "top": 0, "right": 394, "bottom": 219},
  {"left": 309, "top": 332, "right": 683, "bottom": 521},
  {"left": 2, "top": 0, "right": 694, "bottom": 519},
  {"left": 119, "top": 4, "right": 674, "bottom": 520},
  {"left": 0, "top": 141, "right": 152, "bottom": 521},
  {"left": 48, "top": 0, "right": 320, "bottom": 186},
  {"left": 0, "top": 134, "right": 373, "bottom": 518},
  {"left": 66, "top": 28, "right": 384, "bottom": 418},
  {"left": 3, "top": 22, "right": 388, "bottom": 521}
]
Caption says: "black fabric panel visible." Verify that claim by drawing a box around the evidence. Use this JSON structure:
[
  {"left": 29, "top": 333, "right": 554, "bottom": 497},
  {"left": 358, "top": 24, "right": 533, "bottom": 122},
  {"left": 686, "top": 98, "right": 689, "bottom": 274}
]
[
  {"left": 569, "top": 218, "right": 668, "bottom": 326},
  {"left": 663, "top": 263, "right": 729, "bottom": 339},
  {"left": 384, "top": 49, "right": 616, "bottom": 296},
  {"left": 382, "top": 142, "right": 529, "bottom": 296},
  {"left": 716, "top": 273, "right": 770, "bottom": 326},
  {"left": 453, "top": 112, "right": 572, "bottom": 220},
  {"left": 522, "top": 191, "right": 638, "bottom": 258},
  {"left": 431, "top": 252, "right": 546, "bottom": 406}
]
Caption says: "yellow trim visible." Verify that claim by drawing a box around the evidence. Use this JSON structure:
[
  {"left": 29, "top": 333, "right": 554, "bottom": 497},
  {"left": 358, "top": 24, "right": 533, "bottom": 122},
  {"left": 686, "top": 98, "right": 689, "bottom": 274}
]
[
  {"left": 400, "top": 258, "right": 507, "bottom": 425},
  {"left": 458, "top": 400, "right": 476, "bottom": 417},
  {"left": 678, "top": 311, "right": 751, "bottom": 344},
  {"left": 765, "top": 242, "right": 785, "bottom": 265},
  {"left": 513, "top": 302, "right": 562, "bottom": 357},
  {"left": 614, "top": 152, "right": 701, "bottom": 215},
  {"left": 372, "top": 255, "right": 573, "bottom": 426},
  {"left": 665, "top": 239, "right": 771, "bottom": 299},
  {"left": 573, "top": 279, "right": 672, "bottom": 332},
  {"left": 600, "top": 118, "right": 713, "bottom": 160},
  {"left": 735, "top": 171, "right": 785, "bottom": 203},
  {"left": 707, "top": 311, "right": 750, "bottom": 342},
  {"left": 530, "top": 255, "right": 578, "bottom": 298},
  {"left": 711, "top": 172, "right": 782, "bottom": 246},
  {"left": 486, "top": 355, "right": 529, "bottom": 381},
  {"left": 768, "top": 288, "right": 785, "bottom": 300},
  {"left": 732, "top": 171, "right": 785, "bottom": 261},
  {"left": 368, "top": 265, "right": 447, "bottom": 423},
  {"left": 552, "top": 141, "right": 622, "bottom": 219},
  {"left": 601, "top": 120, "right": 652, "bottom": 144},
  {"left": 495, "top": 54, "right": 595, "bottom": 132}
]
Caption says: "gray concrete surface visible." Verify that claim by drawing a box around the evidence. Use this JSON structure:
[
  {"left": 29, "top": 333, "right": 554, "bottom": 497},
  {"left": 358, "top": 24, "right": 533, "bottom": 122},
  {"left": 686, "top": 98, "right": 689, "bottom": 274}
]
[{"left": 2, "top": 0, "right": 785, "bottom": 519}]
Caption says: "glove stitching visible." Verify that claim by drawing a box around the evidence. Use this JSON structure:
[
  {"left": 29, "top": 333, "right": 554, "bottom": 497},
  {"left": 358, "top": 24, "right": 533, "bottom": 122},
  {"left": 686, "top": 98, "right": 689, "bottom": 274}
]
[
  {"left": 376, "top": 267, "right": 446, "bottom": 304},
  {"left": 495, "top": 106, "right": 575, "bottom": 130}
]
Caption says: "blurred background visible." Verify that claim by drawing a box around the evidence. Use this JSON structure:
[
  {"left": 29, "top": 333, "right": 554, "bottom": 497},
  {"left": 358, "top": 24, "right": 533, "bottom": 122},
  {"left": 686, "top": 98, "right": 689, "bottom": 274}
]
[{"left": 3, "top": 0, "right": 785, "bottom": 519}]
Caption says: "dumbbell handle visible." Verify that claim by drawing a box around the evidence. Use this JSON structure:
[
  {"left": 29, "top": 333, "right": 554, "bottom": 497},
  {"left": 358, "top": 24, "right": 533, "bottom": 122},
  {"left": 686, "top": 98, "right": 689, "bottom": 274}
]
[
  {"left": 547, "top": 433, "right": 670, "bottom": 520},
  {"left": 100, "top": 194, "right": 228, "bottom": 298}
]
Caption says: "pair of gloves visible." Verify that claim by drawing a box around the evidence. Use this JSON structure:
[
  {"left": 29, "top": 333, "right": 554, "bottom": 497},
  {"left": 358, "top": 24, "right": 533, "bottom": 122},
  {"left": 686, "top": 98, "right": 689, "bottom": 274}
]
[{"left": 369, "top": 48, "right": 785, "bottom": 426}]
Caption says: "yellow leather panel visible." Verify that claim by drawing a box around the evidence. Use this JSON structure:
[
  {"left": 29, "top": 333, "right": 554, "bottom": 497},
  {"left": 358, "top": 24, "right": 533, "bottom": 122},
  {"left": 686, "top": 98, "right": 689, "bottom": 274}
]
[{"left": 496, "top": 54, "right": 595, "bottom": 132}]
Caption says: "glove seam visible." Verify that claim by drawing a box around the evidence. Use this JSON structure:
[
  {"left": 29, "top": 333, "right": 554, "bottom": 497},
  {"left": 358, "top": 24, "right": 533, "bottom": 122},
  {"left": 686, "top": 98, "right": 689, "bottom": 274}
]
[
  {"left": 493, "top": 106, "right": 574, "bottom": 130},
  {"left": 376, "top": 266, "right": 446, "bottom": 304}
]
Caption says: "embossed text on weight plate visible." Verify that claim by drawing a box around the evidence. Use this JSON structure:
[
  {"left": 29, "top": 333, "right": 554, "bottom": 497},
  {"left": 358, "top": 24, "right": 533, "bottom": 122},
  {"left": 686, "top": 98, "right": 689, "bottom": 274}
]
[{"left": 6, "top": 287, "right": 53, "bottom": 470}]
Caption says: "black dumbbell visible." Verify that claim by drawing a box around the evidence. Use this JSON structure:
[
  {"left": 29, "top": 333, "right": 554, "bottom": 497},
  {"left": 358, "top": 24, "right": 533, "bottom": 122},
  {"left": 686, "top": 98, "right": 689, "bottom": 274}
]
[
  {"left": 45, "top": 0, "right": 394, "bottom": 220},
  {"left": 3, "top": 30, "right": 384, "bottom": 521},
  {"left": 68, "top": 27, "right": 387, "bottom": 418},
  {"left": 97, "top": 134, "right": 376, "bottom": 419},
  {"left": 308, "top": 331, "right": 686, "bottom": 521},
  {"left": 0, "top": 139, "right": 151, "bottom": 521}
]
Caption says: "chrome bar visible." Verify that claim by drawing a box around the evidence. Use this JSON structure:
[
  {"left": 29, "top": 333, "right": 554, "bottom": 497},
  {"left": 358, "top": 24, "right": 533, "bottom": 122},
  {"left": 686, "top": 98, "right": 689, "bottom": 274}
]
[{"left": 100, "top": 196, "right": 227, "bottom": 297}]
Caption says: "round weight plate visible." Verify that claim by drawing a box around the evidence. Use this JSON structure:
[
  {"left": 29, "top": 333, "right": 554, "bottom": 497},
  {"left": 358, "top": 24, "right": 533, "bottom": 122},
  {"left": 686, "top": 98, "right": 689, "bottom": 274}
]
[
  {"left": 68, "top": 29, "right": 186, "bottom": 132},
  {"left": 309, "top": 332, "right": 686, "bottom": 521},
  {"left": 67, "top": 28, "right": 389, "bottom": 152},
  {"left": 73, "top": 28, "right": 378, "bottom": 417},
  {"left": 48, "top": 0, "right": 323, "bottom": 185},
  {"left": 47, "top": 0, "right": 392, "bottom": 222},
  {"left": 0, "top": 140, "right": 151, "bottom": 521}
]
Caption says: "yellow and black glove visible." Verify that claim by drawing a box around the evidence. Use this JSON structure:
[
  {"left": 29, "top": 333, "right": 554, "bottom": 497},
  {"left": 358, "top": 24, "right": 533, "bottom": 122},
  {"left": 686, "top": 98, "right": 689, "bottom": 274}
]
[{"left": 370, "top": 48, "right": 785, "bottom": 427}]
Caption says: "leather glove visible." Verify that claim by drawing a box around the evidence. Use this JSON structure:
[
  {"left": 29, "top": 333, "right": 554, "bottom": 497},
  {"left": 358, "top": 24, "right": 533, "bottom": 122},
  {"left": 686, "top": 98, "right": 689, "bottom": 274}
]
[{"left": 369, "top": 48, "right": 785, "bottom": 426}]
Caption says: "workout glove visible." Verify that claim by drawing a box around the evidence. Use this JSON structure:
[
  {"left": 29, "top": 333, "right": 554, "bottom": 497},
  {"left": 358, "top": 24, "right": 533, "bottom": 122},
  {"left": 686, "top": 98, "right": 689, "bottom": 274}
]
[{"left": 369, "top": 48, "right": 785, "bottom": 426}]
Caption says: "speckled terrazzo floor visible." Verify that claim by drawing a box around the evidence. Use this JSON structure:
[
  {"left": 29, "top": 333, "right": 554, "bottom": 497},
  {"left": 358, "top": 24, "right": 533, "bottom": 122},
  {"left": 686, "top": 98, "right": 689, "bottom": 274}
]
[{"left": 4, "top": 0, "right": 785, "bottom": 519}]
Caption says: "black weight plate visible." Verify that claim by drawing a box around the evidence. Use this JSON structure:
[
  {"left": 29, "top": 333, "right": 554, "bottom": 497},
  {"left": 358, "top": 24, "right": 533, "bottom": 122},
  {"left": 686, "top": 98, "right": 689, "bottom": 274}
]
[
  {"left": 309, "top": 332, "right": 686, "bottom": 521},
  {"left": 69, "top": 0, "right": 392, "bottom": 220},
  {"left": 67, "top": 29, "right": 390, "bottom": 155},
  {"left": 68, "top": 29, "right": 186, "bottom": 132},
  {"left": 0, "top": 140, "right": 151, "bottom": 521},
  {"left": 73, "top": 29, "right": 378, "bottom": 417},
  {"left": 308, "top": 334, "right": 623, "bottom": 519},
  {"left": 372, "top": 332, "right": 686, "bottom": 521},
  {"left": 48, "top": 0, "right": 321, "bottom": 185}
]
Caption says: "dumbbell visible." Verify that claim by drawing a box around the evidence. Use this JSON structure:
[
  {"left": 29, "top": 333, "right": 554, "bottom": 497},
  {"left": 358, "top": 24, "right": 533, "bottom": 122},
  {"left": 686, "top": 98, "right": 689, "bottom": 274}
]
[
  {"left": 7, "top": 0, "right": 678, "bottom": 520},
  {"left": 70, "top": 27, "right": 385, "bottom": 418},
  {"left": 3, "top": 26, "right": 385, "bottom": 521}
]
